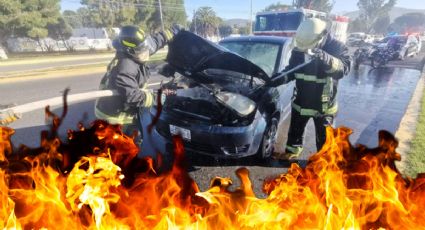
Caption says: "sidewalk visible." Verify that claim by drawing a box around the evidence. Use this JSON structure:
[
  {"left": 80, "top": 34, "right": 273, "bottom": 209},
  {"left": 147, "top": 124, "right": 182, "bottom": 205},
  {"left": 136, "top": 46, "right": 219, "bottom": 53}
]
[
  {"left": 0, "top": 49, "right": 167, "bottom": 80},
  {"left": 0, "top": 47, "right": 168, "bottom": 66},
  {"left": 0, "top": 53, "right": 115, "bottom": 66},
  {"left": 395, "top": 56, "right": 425, "bottom": 175}
]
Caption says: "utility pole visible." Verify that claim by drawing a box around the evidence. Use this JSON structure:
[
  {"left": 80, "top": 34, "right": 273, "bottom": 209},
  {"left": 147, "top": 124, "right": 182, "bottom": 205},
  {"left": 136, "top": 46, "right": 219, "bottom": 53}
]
[
  {"left": 249, "top": 0, "right": 253, "bottom": 34},
  {"left": 158, "top": 0, "right": 165, "bottom": 31}
]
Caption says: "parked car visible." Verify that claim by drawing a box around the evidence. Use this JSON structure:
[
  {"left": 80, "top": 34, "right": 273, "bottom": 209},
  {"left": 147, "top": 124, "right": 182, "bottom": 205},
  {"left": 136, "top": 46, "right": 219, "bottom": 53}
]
[
  {"left": 347, "top": 32, "right": 374, "bottom": 46},
  {"left": 375, "top": 35, "right": 420, "bottom": 60},
  {"left": 149, "top": 31, "right": 293, "bottom": 159},
  {"left": 371, "top": 34, "right": 384, "bottom": 43}
]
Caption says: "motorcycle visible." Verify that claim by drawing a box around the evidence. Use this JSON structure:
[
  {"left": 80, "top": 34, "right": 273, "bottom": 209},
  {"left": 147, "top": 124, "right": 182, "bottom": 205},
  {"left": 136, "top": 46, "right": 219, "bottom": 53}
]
[
  {"left": 353, "top": 45, "right": 372, "bottom": 70},
  {"left": 370, "top": 44, "right": 396, "bottom": 68}
]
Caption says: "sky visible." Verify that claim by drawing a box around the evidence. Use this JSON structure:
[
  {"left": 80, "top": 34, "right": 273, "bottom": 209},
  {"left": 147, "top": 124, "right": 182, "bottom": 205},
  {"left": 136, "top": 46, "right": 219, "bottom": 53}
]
[{"left": 61, "top": 0, "right": 425, "bottom": 20}]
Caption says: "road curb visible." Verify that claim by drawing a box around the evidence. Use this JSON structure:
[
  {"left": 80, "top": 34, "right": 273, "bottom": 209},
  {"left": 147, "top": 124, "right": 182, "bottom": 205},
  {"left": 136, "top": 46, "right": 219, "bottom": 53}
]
[
  {"left": 0, "top": 60, "right": 164, "bottom": 81},
  {"left": 395, "top": 56, "right": 425, "bottom": 174},
  {"left": 0, "top": 65, "right": 107, "bottom": 82},
  {"left": 0, "top": 53, "right": 114, "bottom": 66}
]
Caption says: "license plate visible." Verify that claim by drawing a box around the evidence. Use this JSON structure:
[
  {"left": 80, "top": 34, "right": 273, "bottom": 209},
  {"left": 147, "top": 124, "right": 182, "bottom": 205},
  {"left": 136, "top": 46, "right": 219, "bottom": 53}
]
[{"left": 169, "top": 125, "right": 191, "bottom": 141}]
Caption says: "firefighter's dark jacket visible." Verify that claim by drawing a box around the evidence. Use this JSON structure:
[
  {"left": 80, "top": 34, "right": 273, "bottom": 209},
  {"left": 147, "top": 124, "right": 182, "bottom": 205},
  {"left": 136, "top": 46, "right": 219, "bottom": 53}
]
[
  {"left": 95, "top": 31, "right": 169, "bottom": 124},
  {"left": 274, "top": 34, "right": 351, "bottom": 116}
]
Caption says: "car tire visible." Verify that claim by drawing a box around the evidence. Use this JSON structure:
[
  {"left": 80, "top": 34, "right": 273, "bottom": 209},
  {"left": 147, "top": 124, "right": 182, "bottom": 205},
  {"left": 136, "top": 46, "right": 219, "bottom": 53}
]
[{"left": 258, "top": 117, "right": 278, "bottom": 159}]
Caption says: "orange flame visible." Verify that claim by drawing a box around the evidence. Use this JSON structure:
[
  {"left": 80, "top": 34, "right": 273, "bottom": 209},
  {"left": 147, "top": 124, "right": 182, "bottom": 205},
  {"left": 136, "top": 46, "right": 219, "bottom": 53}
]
[{"left": 0, "top": 119, "right": 424, "bottom": 229}]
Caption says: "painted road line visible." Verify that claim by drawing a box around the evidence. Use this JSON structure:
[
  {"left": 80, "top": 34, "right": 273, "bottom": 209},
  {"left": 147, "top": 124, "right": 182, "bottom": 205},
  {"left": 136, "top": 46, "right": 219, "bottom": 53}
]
[
  {"left": 0, "top": 54, "right": 114, "bottom": 66},
  {"left": 1, "top": 61, "right": 109, "bottom": 77},
  {"left": 281, "top": 103, "right": 291, "bottom": 121}
]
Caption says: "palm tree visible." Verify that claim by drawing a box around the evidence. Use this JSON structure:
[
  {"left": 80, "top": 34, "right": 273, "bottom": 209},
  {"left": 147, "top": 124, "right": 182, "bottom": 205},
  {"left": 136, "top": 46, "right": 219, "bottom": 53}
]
[{"left": 191, "top": 7, "right": 220, "bottom": 38}]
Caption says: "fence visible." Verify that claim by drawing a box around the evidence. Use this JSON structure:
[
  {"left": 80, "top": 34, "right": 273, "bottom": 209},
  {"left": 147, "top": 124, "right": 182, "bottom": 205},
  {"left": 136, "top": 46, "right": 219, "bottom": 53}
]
[{"left": 6, "top": 37, "right": 112, "bottom": 53}]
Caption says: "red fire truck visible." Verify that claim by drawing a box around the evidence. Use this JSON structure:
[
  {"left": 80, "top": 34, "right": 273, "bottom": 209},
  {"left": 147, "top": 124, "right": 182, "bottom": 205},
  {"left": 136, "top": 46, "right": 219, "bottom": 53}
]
[{"left": 254, "top": 8, "right": 349, "bottom": 43}]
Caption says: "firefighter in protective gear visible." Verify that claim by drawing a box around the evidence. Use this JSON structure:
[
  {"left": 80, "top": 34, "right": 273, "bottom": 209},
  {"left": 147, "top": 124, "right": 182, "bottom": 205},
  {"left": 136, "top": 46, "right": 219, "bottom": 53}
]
[
  {"left": 270, "top": 18, "right": 351, "bottom": 160},
  {"left": 95, "top": 25, "right": 180, "bottom": 136}
]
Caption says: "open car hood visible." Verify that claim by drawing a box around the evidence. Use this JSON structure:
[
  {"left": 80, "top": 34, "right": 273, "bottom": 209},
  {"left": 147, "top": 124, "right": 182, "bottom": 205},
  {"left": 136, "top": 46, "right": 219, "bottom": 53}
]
[{"left": 166, "top": 31, "right": 270, "bottom": 83}]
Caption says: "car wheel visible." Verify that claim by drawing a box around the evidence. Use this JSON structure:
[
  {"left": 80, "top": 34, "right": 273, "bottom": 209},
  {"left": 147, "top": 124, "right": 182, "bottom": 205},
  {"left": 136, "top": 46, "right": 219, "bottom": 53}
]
[{"left": 258, "top": 117, "right": 278, "bottom": 158}]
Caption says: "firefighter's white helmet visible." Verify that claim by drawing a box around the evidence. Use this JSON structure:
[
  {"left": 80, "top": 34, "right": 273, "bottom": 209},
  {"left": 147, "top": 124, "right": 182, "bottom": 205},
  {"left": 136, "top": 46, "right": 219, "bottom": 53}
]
[{"left": 294, "top": 18, "right": 327, "bottom": 51}]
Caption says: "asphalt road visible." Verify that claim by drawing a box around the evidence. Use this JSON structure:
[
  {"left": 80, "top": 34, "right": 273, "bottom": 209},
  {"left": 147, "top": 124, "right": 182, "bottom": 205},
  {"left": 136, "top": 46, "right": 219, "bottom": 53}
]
[{"left": 1, "top": 54, "right": 423, "bottom": 197}]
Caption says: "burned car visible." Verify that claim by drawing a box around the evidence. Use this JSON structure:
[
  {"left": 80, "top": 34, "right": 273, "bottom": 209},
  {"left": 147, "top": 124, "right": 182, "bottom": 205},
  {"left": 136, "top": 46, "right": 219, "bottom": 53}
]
[{"left": 149, "top": 31, "right": 293, "bottom": 158}]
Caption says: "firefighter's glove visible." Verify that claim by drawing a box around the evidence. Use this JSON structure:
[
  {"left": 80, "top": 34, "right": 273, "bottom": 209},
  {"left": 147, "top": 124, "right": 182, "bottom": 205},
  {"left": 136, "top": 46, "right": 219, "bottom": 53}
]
[
  {"left": 309, "top": 48, "right": 327, "bottom": 62},
  {"left": 311, "top": 48, "right": 342, "bottom": 73},
  {"left": 158, "top": 89, "right": 176, "bottom": 105},
  {"left": 141, "top": 89, "right": 155, "bottom": 108},
  {"left": 0, "top": 109, "right": 21, "bottom": 125},
  {"left": 163, "top": 24, "right": 184, "bottom": 42}
]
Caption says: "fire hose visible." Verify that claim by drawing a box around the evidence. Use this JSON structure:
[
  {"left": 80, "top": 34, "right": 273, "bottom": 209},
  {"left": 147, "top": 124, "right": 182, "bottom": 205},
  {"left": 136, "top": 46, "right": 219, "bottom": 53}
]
[
  {"left": 268, "top": 59, "right": 313, "bottom": 86},
  {"left": 0, "top": 90, "right": 119, "bottom": 125}
]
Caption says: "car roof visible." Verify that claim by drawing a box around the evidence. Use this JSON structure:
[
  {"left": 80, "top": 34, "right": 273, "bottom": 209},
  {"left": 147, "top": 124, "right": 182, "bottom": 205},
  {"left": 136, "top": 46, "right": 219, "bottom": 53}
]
[{"left": 219, "top": 35, "right": 291, "bottom": 44}]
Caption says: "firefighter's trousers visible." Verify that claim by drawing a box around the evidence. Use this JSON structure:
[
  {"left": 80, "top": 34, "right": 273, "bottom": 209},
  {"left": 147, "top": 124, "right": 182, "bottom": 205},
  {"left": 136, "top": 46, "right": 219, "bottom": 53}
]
[{"left": 285, "top": 109, "right": 335, "bottom": 154}]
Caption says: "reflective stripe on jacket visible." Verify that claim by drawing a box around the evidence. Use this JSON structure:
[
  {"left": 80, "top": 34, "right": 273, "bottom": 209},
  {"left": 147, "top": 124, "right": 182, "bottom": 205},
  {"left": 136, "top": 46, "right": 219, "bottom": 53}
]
[{"left": 94, "top": 106, "right": 134, "bottom": 125}]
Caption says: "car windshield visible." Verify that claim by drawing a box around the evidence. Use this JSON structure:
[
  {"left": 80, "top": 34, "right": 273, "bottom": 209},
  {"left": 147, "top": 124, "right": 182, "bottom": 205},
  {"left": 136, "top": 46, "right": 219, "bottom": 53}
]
[
  {"left": 255, "top": 12, "right": 303, "bottom": 31},
  {"left": 219, "top": 41, "right": 281, "bottom": 76}
]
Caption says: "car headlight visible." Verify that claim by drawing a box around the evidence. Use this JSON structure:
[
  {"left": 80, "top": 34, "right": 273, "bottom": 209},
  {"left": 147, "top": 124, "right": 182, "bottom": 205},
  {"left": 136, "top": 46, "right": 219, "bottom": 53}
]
[{"left": 215, "top": 92, "right": 256, "bottom": 117}]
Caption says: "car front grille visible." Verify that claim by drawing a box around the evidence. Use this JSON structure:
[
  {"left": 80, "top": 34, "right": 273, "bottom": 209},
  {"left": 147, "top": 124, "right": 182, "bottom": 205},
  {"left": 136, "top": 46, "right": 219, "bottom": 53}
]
[
  {"left": 183, "top": 141, "right": 217, "bottom": 155},
  {"left": 156, "top": 122, "right": 250, "bottom": 156},
  {"left": 221, "top": 145, "right": 250, "bottom": 155}
]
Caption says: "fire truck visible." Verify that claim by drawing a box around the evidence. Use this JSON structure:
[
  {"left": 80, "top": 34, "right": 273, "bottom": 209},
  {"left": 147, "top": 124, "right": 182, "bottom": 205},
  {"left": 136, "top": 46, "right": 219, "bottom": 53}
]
[{"left": 254, "top": 8, "right": 349, "bottom": 43}]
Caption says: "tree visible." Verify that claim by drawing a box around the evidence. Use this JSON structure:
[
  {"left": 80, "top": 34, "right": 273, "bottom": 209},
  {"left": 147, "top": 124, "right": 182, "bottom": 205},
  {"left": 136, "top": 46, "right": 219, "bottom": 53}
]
[
  {"left": 48, "top": 17, "right": 74, "bottom": 51},
  {"left": 389, "top": 13, "right": 425, "bottom": 33},
  {"left": 348, "top": 18, "right": 367, "bottom": 32},
  {"left": 357, "top": 0, "right": 396, "bottom": 33},
  {"left": 80, "top": 0, "right": 137, "bottom": 28},
  {"left": 0, "top": 0, "right": 61, "bottom": 51},
  {"left": 218, "top": 24, "right": 233, "bottom": 38},
  {"left": 146, "top": 0, "right": 187, "bottom": 32},
  {"left": 262, "top": 2, "right": 293, "bottom": 12},
  {"left": 134, "top": 0, "right": 156, "bottom": 30},
  {"left": 371, "top": 14, "right": 391, "bottom": 34},
  {"left": 238, "top": 26, "right": 250, "bottom": 35},
  {"left": 76, "top": 7, "right": 94, "bottom": 27},
  {"left": 294, "top": 0, "right": 334, "bottom": 13},
  {"left": 190, "top": 7, "right": 220, "bottom": 38},
  {"left": 63, "top": 10, "right": 82, "bottom": 29}
]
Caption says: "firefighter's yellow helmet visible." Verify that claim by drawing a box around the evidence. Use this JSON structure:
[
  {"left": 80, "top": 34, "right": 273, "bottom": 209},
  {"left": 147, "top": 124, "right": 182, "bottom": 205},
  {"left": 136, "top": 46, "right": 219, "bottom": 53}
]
[{"left": 294, "top": 18, "right": 328, "bottom": 51}]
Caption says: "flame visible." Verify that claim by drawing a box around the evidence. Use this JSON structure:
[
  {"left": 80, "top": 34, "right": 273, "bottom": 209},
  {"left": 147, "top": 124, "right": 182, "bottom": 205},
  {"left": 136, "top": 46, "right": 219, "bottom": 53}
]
[{"left": 1, "top": 118, "right": 425, "bottom": 229}]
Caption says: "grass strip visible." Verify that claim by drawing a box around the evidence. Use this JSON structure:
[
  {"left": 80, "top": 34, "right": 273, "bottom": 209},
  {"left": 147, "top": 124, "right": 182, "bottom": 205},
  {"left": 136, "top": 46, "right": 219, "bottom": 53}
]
[{"left": 405, "top": 78, "right": 425, "bottom": 177}]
